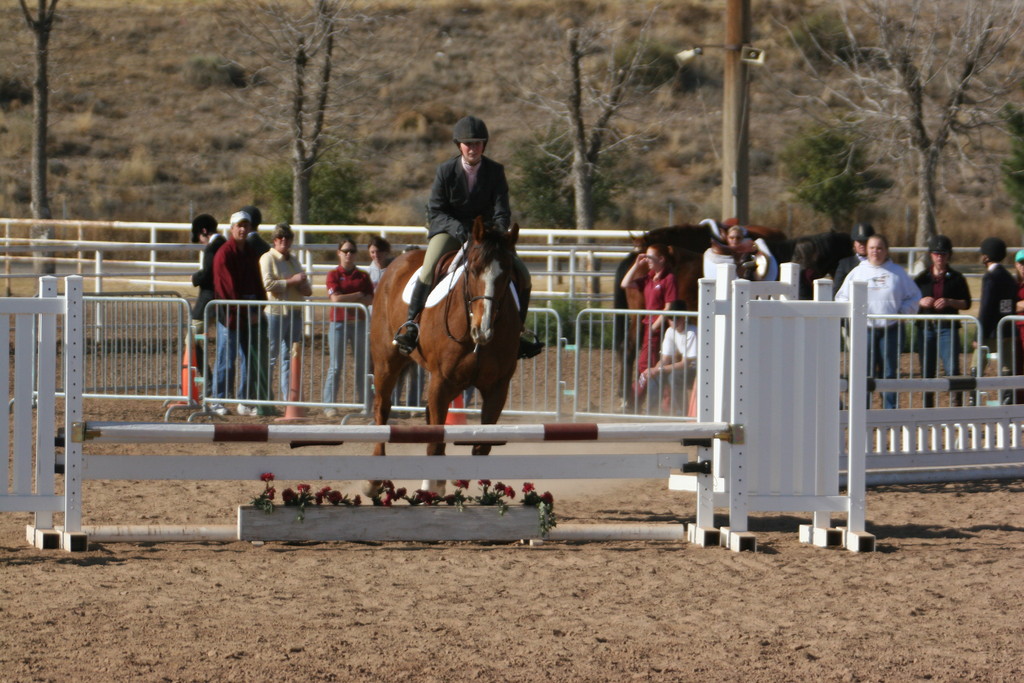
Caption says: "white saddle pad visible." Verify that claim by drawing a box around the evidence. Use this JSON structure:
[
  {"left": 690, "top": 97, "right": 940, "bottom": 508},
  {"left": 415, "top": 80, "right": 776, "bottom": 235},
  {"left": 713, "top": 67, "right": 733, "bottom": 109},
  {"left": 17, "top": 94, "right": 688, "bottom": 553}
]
[{"left": 401, "top": 265, "right": 520, "bottom": 310}]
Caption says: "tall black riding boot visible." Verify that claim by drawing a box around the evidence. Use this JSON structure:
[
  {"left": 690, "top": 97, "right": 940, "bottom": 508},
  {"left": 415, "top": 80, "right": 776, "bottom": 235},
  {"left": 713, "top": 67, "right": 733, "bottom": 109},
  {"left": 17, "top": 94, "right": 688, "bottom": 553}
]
[
  {"left": 393, "top": 280, "right": 430, "bottom": 355},
  {"left": 517, "top": 287, "right": 544, "bottom": 359}
]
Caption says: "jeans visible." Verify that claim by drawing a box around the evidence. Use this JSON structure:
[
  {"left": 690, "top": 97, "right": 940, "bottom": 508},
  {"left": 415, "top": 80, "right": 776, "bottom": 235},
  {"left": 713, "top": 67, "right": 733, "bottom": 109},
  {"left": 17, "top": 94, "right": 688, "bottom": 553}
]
[
  {"left": 268, "top": 310, "right": 303, "bottom": 400},
  {"left": 213, "top": 314, "right": 271, "bottom": 404},
  {"left": 645, "top": 369, "right": 694, "bottom": 416},
  {"left": 868, "top": 324, "right": 902, "bottom": 410},
  {"left": 213, "top": 321, "right": 238, "bottom": 401},
  {"left": 918, "top": 322, "right": 961, "bottom": 407},
  {"left": 322, "top": 317, "right": 368, "bottom": 405}
]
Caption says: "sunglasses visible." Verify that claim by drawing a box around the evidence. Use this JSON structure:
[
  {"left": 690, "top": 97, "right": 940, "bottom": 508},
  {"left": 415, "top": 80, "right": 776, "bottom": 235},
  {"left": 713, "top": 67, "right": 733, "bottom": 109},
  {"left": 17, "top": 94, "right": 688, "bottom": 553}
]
[{"left": 339, "top": 249, "right": 356, "bottom": 254}]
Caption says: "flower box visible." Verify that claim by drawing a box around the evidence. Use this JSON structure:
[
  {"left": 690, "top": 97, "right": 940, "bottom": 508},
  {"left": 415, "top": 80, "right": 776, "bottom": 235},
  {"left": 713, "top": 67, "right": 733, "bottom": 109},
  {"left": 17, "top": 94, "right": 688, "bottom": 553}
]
[{"left": 237, "top": 504, "right": 550, "bottom": 543}]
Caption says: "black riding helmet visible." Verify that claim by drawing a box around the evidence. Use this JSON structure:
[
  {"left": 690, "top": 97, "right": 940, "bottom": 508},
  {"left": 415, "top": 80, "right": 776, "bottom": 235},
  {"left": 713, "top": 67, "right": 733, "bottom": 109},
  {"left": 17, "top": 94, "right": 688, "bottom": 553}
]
[
  {"left": 453, "top": 116, "right": 489, "bottom": 145},
  {"left": 928, "top": 234, "right": 953, "bottom": 255},
  {"left": 190, "top": 213, "right": 217, "bottom": 243},
  {"left": 980, "top": 236, "right": 1007, "bottom": 262}
]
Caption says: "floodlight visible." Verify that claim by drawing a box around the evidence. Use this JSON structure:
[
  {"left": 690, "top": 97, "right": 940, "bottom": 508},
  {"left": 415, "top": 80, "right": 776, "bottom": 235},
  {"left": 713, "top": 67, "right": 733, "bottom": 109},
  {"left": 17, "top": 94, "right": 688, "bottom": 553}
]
[
  {"left": 740, "top": 47, "right": 765, "bottom": 65},
  {"left": 674, "top": 47, "right": 703, "bottom": 65}
]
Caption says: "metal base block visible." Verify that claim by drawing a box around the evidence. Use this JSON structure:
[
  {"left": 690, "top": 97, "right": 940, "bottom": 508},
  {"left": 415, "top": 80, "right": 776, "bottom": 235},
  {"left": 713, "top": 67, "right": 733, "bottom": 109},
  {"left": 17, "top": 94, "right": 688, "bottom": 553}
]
[
  {"left": 799, "top": 524, "right": 875, "bottom": 552},
  {"left": 718, "top": 526, "right": 756, "bottom": 552},
  {"left": 26, "top": 526, "right": 61, "bottom": 550},
  {"left": 686, "top": 523, "right": 720, "bottom": 547},
  {"left": 61, "top": 531, "right": 89, "bottom": 552},
  {"left": 798, "top": 524, "right": 844, "bottom": 547}
]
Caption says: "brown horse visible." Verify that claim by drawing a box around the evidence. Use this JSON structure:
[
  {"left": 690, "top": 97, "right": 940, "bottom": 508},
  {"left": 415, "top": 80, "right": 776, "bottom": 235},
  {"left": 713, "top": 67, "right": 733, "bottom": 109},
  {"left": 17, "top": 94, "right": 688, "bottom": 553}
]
[{"left": 368, "top": 217, "right": 522, "bottom": 493}]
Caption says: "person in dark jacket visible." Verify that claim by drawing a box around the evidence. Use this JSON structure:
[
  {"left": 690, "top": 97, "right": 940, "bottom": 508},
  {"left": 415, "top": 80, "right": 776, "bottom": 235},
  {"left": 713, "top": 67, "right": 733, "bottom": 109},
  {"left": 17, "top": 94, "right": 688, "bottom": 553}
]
[
  {"left": 392, "top": 116, "right": 543, "bottom": 360},
  {"left": 191, "top": 214, "right": 224, "bottom": 325},
  {"left": 976, "top": 236, "right": 1018, "bottom": 403},
  {"left": 832, "top": 221, "right": 874, "bottom": 294},
  {"left": 914, "top": 234, "right": 971, "bottom": 407},
  {"left": 189, "top": 213, "right": 222, "bottom": 391}
]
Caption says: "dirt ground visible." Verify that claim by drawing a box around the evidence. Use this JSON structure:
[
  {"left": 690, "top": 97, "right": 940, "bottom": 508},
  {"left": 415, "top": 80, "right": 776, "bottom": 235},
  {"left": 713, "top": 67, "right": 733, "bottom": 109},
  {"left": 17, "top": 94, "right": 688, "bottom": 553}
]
[{"left": 2, "top": 398, "right": 1023, "bottom": 683}]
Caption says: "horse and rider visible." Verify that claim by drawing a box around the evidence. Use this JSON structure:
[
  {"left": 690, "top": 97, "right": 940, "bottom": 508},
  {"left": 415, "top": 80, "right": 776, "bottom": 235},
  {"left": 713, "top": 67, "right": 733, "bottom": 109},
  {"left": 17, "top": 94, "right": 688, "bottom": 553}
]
[
  {"left": 371, "top": 117, "right": 543, "bottom": 494},
  {"left": 391, "top": 115, "right": 544, "bottom": 361}
]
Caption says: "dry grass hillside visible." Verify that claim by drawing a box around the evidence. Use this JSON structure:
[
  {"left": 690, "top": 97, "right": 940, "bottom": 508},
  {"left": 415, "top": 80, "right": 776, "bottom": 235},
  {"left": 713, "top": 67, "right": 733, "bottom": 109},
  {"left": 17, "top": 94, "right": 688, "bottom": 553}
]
[{"left": 0, "top": 0, "right": 1021, "bottom": 248}]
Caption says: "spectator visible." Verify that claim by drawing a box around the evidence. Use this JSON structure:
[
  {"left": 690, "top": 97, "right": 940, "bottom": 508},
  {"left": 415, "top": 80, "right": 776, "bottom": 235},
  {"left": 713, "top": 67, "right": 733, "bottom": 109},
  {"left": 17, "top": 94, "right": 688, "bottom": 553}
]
[
  {"left": 637, "top": 300, "right": 698, "bottom": 415},
  {"left": 701, "top": 220, "right": 777, "bottom": 282},
  {"left": 621, "top": 242, "right": 678, "bottom": 408},
  {"left": 212, "top": 210, "right": 274, "bottom": 417},
  {"left": 322, "top": 238, "right": 374, "bottom": 418},
  {"left": 189, "top": 213, "right": 222, "bottom": 380},
  {"left": 914, "top": 234, "right": 971, "bottom": 407},
  {"left": 367, "top": 236, "right": 392, "bottom": 290},
  {"left": 833, "top": 222, "right": 874, "bottom": 293},
  {"left": 260, "top": 223, "right": 312, "bottom": 403},
  {"left": 975, "top": 236, "right": 1018, "bottom": 403},
  {"left": 241, "top": 205, "right": 271, "bottom": 258},
  {"left": 391, "top": 115, "right": 543, "bottom": 360},
  {"left": 835, "top": 234, "right": 919, "bottom": 409}
]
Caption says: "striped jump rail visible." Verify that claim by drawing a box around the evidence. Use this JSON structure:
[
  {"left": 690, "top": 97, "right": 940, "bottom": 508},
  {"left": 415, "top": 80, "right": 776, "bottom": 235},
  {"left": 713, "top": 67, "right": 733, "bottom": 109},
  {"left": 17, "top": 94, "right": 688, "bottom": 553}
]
[{"left": 71, "top": 421, "right": 738, "bottom": 446}]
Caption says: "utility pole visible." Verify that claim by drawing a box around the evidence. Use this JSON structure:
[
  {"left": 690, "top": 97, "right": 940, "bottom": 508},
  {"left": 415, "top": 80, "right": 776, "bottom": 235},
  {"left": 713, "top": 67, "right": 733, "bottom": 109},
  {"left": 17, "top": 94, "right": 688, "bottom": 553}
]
[{"left": 721, "top": 0, "right": 750, "bottom": 224}]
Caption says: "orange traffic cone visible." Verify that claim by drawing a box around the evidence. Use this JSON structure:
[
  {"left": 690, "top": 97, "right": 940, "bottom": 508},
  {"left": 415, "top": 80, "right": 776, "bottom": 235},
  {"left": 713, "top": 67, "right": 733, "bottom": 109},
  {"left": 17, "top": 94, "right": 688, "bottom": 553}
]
[
  {"left": 277, "top": 341, "right": 309, "bottom": 422},
  {"left": 180, "top": 337, "right": 201, "bottom": 405},
  {"left": 686, "top": 379, "right": 698, "bottom": 418},
  {"left": 445, "top": 393, "right": 467, "bottom": 425}
]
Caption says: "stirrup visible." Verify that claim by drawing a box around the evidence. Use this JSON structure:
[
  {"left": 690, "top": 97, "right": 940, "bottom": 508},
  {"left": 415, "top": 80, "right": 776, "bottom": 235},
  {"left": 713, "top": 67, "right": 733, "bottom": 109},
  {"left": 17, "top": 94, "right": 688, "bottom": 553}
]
[{"left": 393, "top": 321, "right": 420, "bottom": 355}]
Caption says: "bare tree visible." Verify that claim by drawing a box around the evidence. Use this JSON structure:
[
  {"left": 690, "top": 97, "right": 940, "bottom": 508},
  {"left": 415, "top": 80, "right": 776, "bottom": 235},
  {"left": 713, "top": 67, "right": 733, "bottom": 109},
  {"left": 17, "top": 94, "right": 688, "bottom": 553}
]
[
  {"left": 19, "top": 0, "right": 59, "bottom": 273},
  {"left": 227, "top": 0, "right": 376, "bottom": 224},
  {"left": 519, "top": 11, "right": 661, "bottom": 232},
  {"left": 782, "top": 0, "right": 1024, "bottom": 246}
]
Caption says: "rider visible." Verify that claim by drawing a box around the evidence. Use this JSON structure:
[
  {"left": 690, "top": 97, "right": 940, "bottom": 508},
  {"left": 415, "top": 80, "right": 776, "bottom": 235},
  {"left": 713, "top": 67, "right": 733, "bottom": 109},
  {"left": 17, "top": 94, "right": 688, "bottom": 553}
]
[{"left": 392, "top": 115, "right": 544, "bottom": 359}]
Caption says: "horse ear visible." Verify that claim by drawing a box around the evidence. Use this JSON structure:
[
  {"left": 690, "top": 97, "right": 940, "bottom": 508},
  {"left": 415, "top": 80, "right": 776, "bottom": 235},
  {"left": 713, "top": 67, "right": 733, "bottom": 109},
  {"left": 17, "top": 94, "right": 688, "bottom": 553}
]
[
  {"left": 507, "top": 223, "right": 519, "bottom": 246},
  {"left": 472, "top": 216, "right": 486, "bottom": 242}
]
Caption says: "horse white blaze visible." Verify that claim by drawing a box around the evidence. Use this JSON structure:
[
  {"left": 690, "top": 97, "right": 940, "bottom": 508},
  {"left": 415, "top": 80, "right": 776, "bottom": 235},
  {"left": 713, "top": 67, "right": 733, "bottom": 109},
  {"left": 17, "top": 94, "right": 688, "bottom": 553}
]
[{"left": 470, "top": 260, "right": 502, "bottom": 345}]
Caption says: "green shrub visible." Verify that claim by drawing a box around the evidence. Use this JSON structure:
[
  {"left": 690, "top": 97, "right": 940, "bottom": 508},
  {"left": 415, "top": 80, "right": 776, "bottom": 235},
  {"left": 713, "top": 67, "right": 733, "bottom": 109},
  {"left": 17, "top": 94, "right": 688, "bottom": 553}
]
[
  {"left": 791, "top": 11, "right": 857, "bottom": 66},
  {"left": 508, "top": 128, "right": 634, "bottom": 229},
  {"left": 780, "top": 124, "right": 889, "bottom": 228},
  {"left": 0, "top": 75, "right": 31, "bottom": 110},
  {"left": 248, "top": 156, "right": 377, "bottom": 238},
  {"left": 183, "top": 56, "right": 247, "bottom": 89},
  {"left": 1001, "top": 104, "right": 1024, "bottom": 233}
]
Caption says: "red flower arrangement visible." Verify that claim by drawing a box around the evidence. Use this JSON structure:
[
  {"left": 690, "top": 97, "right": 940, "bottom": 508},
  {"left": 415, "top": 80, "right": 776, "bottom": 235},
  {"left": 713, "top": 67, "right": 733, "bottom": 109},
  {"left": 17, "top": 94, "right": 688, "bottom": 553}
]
[{"left": 251, "top": 474, "right": 555, "bottom": 531}]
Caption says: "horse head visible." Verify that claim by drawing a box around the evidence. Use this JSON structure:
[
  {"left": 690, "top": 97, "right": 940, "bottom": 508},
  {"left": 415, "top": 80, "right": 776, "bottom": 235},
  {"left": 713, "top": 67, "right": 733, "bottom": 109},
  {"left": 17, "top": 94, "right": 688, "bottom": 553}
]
[{"left": 466, "top": 217, "right": 518, "bottom": 347}]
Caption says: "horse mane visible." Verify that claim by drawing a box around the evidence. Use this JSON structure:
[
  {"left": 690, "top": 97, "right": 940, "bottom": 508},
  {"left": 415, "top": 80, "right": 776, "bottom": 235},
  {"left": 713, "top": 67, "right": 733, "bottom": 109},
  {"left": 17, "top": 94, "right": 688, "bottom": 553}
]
[{"left": 467, "top": 224, "right": 515, "bottom": 275}]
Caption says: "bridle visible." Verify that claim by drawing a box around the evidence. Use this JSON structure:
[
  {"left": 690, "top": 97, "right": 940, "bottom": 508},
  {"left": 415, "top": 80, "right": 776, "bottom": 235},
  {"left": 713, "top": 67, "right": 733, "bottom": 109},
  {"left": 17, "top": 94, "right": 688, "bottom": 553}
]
[{"left": 444, "top": 240, "right": 511, "bottom": 349}]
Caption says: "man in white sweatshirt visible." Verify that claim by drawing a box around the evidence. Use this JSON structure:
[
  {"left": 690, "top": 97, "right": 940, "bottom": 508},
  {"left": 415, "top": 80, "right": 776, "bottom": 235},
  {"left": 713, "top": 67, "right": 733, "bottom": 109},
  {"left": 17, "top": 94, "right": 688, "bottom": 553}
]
[{"left": 835, "top": 234, "right": 919, "bottom": 409}]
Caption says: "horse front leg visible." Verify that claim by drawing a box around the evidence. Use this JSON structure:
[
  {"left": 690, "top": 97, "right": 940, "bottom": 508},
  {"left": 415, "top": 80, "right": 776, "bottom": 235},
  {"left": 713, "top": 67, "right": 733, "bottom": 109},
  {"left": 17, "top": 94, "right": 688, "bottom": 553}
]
[
  {"left": 472, "top": 380, "right": 510, "bottom": 456},
  {"left": 420, "top": 379, "right": 453, "bottom": 496},
  {"left": 365, "top": 354, "right": 408, "bottom": 496}
]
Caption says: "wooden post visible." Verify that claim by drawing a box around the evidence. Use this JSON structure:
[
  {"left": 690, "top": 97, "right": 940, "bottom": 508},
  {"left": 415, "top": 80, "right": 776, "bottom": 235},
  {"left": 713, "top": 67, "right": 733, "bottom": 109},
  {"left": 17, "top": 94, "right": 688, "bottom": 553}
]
[{"left": 722, "top": 0, "right": 751, "bottom": 223}]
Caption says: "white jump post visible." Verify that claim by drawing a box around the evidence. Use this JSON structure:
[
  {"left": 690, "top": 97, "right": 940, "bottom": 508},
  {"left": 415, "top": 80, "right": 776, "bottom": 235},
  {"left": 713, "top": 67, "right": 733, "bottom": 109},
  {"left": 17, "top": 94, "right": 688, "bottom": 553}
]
[{"left": 678, "top": 264, "right": 873, "bottom": 552}]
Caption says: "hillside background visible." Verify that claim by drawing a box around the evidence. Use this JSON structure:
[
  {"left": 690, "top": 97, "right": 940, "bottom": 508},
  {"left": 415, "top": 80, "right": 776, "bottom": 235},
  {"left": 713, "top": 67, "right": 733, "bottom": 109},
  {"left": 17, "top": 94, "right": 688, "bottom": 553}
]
[{"left": 1, "top": 0, "right": 1022, "bottom": 248}]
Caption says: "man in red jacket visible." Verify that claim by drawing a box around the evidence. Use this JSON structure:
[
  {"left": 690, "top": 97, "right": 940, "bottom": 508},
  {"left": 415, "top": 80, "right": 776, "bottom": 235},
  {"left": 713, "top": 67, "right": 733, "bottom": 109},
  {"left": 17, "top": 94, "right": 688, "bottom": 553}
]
[{"left": 212, "top": 210, "right": 274, "bottom": 417}]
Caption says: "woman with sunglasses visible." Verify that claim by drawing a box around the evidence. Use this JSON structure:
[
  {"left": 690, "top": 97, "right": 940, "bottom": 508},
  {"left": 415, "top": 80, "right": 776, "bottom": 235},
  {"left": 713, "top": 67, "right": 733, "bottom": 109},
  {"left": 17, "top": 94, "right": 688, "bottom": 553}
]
[{"left": 322, "top": 238, "right": 374, "bottom": 418}]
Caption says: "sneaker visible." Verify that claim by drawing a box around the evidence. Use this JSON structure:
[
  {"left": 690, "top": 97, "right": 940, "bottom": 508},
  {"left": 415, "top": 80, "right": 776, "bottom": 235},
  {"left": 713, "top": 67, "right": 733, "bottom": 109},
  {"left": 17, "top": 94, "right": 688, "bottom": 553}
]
[
  {"left": 323, "top": 408, "right": 338, "bottom": 419},
  {"left": 236, "top": 404, "right": 257, "bottom": 417},
  {"left": 211, "top": 403, "right": 228, "bottom": 417}
]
